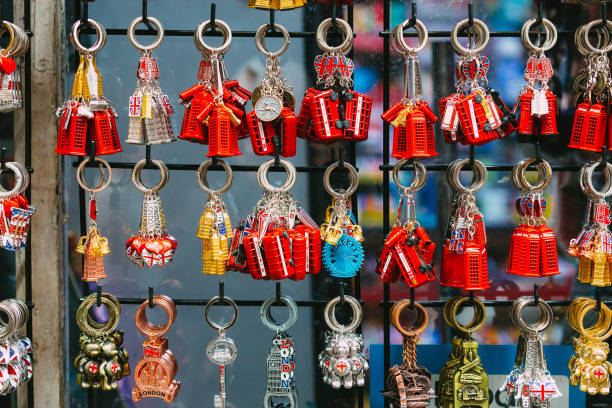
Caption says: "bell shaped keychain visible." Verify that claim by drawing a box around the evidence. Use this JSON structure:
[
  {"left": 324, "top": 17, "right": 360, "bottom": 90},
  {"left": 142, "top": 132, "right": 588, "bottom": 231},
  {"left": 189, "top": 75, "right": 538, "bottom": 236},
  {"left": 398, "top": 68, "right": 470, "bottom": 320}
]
[
  {"left": 297, "top": 17, "right": 372, "bottom": 142},
  {"left": 196, "top": 159, "right": 233, "bottom": 275},
  {"left": 247, "top": 0, "right": 307, "bottom": 10},
  {"left": 247, "top": 22, "right": 297, "bottom": 157},
  {"left": 515, "top": 18, "right": 558, "bottom": 142},
  {"left": 75, "top": 158, "right": 112, "bottom": 282},
  {"left": 318, "top": 295, "right": 368, "bottom": 389},
  {"left": 0, "top": 299, "right": 33, "bottom": 395},
  {"left": 382, "top": 300, "right": 435, "bottom": 407},
  {"left": 0, "top": 21, "right": 29, "bottom": 112},
  {"left": 377, "top": 160, "right": 435, "bottom": 287},
  {"left": 321, "top": 162, "right": 364, "bottom": 279},
  {"left": 126, "top": 16, "right": 175, "bottom": 145},
  {"left": 507, "top": 158, "right": 559, "bottom": 277},
  {"left": 383, "top": 18, "right": 437, "bottom": 159},
  {"left": 441, "top": 159, "right": 490, "bottom": 291},
  {"left": 56, "top": 19, "right": 122, "bottom": 156},
  {"left": 0, "top": 161, "right": 35, "bottom": 251},
  {"left": 126, "top": 159, "right": 177, "bottom": 268}
]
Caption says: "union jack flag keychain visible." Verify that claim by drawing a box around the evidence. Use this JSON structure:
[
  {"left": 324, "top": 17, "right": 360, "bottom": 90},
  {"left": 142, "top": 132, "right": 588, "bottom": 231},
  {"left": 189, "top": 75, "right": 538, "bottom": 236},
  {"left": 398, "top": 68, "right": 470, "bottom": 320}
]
[{"left": 0, "top": 161, "right": 35, "bottom": 251}]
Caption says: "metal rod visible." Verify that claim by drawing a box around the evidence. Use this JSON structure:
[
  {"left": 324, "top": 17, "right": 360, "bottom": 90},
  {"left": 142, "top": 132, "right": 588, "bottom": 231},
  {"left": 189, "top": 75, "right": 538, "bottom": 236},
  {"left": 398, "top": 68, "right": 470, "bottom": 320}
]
[
  {"left": 80, "top": 28, "right": 328, "bottom": 38},
  {"left": 71, "top": 161, "right": 354, "bottom": 172},
  {"left": 380, "top": 299, "right": 612, "bottom": 307},
  {"left": 114, "top": 297, "right": 332, "bottom": 307},
  {"left": 379, "top": 30, "right": 579, "bottom": 38},
  {"left": 380, "top": 163, "right": 585, "bottom": 172}
]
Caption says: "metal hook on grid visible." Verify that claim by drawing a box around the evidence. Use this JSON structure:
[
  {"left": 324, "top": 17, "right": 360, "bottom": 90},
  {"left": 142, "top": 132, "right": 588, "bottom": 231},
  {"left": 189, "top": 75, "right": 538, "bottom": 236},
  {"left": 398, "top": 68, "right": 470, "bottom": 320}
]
[
  {"left": 533, "top": 283, "right": 539, "bottom": 306},
  {"left": 219, "top": 281, "right": 225, "bottom": 301},
  {"left": 148, "top": 286, "right": 154, "bottom": 309},
  {"left": 96, "top": 284, "right": 102, "bottom": 307}
]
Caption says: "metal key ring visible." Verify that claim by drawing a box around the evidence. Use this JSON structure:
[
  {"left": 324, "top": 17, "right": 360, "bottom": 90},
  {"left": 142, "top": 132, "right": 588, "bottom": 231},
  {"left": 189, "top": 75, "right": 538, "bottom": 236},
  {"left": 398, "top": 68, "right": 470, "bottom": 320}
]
[
  {"left": 579, "top": 162, "right": 612, "bottom": 199},
  {"left": 391, "top": 300, "right": 429, "bottom": 336},
  {"left": 512, "top": 158, "right": 552, "bottom": 193},
  {"left": 205, "top": 295, "right": 238, "bottom": 331},
  {"left": 260, "top": 295, "right": 298, "bottom": 333},
  {"left": 584, "top": 161, "right": 612, "bottom": 199},
  {"left": 576, "top": 24, "right": 610, "bottom": 56},
  {"left": 134, "top": 294, "right": 177, "bottom": 338},
  {"left": 448, "top": 159, "right": 487, "bottom": 194},
  {"left": 257, "top": 159, "right": 296, "bottom": 193},
  {"left": 194, "top": 19, "right": 232, "bottom": 55},
  {"left": 0, "top": 162, "right": 24, "bottom": 199},
  {"left": 0, "top": 301, "right": 17, "bottom": 341},
  {"left": 577, "top": 301, "right": 612, "bottom": 341},
  {"left": 131, "top": 158, "right": 169, "bottom": 193},
  {"left": 568, "top": 298, "right": 611, "bottom": 336},
  {"left": 449, "top": 296, "right": 487, "bottom": 335},
  {"left": 443, "top": 296, "right": 483, "bottom": 331},
  {"left": 196, "top": 159, "right": 233, "bottom": 196},
  {"left": 76, "top": 295, "right": 120, "bottom": 337},
  {"left": 394, "top": 18, "right": 428, "bottom": 54},
  {"left": 76, "top": 158, "right": 112, "bottom": 193},
  {"left": 0, "top": 299, "right": 29, "bottom": 330},
  {"left": 324, "top": 296, "right": 362, "bottom": 333},
  {"left": 255, "top": 23, "right": 290, "bottom": 58},
  {"left": 7, "top": 22, "right": 28, "bottom": 58},
  {"left": 323, "top": 162, "right": 358, "bottom": 200},
  {"left": 70, "top": 19, "right": 106, "bottom": 54},
  {"left": 512, "top": 296, "right": 553, "bottom": 333},
  {"left": 450, "top": 18, "right": 489, "bottom": 55},
  {"left": 392, "top": 159, "right": 427, "bottom": 194},
  {"left": 0, "top": 162, "right": 28, "bottom": 196},
  {"left": 583, "top": 19, "right": 612, "bottom": 54},
  {"left": 0, "top": 22, "right": 15, "bottom": 57},
  {"left": 86, "top": 293, "right": 120, "bottom": 330},
  {"left": 316, "top": 17, "right": 353, "bottom": 55},
  {"left": 521, "top": 18, "right": 557, "bottom": 53},
  {"left": 127, "top": 16, "right": 165, "bottom": 51}
]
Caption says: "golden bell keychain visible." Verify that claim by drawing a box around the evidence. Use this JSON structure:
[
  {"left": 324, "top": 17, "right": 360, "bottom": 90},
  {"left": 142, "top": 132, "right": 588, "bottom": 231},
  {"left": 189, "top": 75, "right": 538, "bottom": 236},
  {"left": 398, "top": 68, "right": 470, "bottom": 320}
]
[
  {"left": 196, "top": 159, "right": 233, "bottom": 275},
  {"left": 76, "top": 157, "right": 112, "bottom": 283}
]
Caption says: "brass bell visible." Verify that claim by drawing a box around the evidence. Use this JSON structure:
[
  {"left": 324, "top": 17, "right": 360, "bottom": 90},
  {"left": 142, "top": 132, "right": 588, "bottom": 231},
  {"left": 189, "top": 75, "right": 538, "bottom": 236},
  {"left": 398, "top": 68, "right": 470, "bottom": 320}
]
[
  {"left": 75, "top": 235, "right": 88, "bottom": 254},
  {"left": 98, "top": 237, "right": 111, "bottom": 256}
]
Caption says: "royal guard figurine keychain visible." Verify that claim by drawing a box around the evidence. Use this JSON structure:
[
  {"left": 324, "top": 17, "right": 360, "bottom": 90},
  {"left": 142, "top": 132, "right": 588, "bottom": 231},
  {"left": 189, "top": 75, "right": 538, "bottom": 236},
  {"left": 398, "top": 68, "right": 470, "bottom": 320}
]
[
  {"left": 247, "top": 22, "right": 297, "bottom": 157},
  {"left": 514, "top": 17, "right": 558, "bottom": 142},
  {"left": 56, "top": 19, "right": 122, "bottom": 156},
  {"left": 568, "top": 161, "right": 612, "bottom": 287},
  {"left": 382, "top": 17, "right": 438, "bottom": 159},
  {"left": 569, "top": 19, "right": 612, "bottom": 152},
  {"left": 196, "top": 159, "right": 233, "bottom": 275},
  {"left": 0, "top": 21, "right": 29, "bottom": 112},
  {"left": 0, "top": 299, "right": 34, "bottom": 395},
  {"left": 179, "top": 19, "right": 251, "bottom": 157},
  {"left": 377, "top": 160, "right": 435, "bottom": 287},
  {"left": 297, "top": 17, "right": 372, "bottom": 142},
  {"left": 126, "top": 159, "right": 177, "bottom": 268},
  {"left": 75, "top": 157, "right": 112, "bottom": 282},
  {"left": 321, "top": 162, "right": 364, "bottom": 278},
  {"left": 441, "top": 159, "right": 490, "bottom": 291},
  {"left": 126, "top": 16, "right": 175, "bottom": 145},
  {"left": 507, "top": 158, "right": 560, "bottom": 277},
  {"left": 0, "top": 161, "right": 35, "bottom": 251},
  {"left": 440, "top": 17, "right": 516, "bottom": 145}
]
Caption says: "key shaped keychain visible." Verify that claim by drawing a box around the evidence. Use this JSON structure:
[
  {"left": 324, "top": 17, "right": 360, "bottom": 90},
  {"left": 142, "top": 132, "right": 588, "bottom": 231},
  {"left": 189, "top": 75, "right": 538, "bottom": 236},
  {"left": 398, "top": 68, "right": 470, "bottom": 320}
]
[
  {"left": 515, "top": 18, "right": 558, "bottom": 142},
  {"left": 196, "top": 159, "right": 233, "bottom": 275},
  {"left": 261, "top": 295, "right": 299, "bottom": 408},
  {"left": 321, "top": 162, "right": 364, "bottom": 279},
  {"left": 56, "top": 19, "right": 122, "bottom": 156},
  {"left": 126, "top": 159, "right": 177, "bottom": 268},
  {"left": 0, "top": 299, "right": 33, "bottom": 395},
  {"left": 0, "top": 21, "right": 29, "bottom": 112},
  {"left": 0, "top": 162, "right": 35, "bottom": 251},
  {"left": 382, "top": 18, "right": 438, "bottom": 159},
  {"left": 377, "top": 160, "right": 435, "bottom": 287},
  {"left": 126, "top": 16, "right": 175, "bottom": 145},
  {"left": 205, "top": 295, "right": 239, "bottom": 408},
  {"left": 382, "top": 300, "right": 435, "bottom": 407},
  {"left": 247, "top": 23, "right": 297, "bottom": 157},
  {"left": 507, "top": 158, "right": 560, "bottom": 277},
  {"left": 500, "top": 296, "right": 561, "bottom": 407},
  {"left": 318, "top": 295, "right": 368, "bottom": 389}
]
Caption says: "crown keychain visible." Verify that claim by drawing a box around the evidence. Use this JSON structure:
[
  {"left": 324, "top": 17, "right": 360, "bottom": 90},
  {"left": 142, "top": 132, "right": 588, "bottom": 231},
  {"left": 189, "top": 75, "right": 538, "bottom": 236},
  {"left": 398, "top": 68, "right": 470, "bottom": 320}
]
[
  {"left": 0, "top": 161, "right": 35, "bottom": 251},
  {"left": 0, "top": 21, "right": 29, "bottom": 112},
  {"left": 126, "top": 16, "right": 175, "bottom": 145}
]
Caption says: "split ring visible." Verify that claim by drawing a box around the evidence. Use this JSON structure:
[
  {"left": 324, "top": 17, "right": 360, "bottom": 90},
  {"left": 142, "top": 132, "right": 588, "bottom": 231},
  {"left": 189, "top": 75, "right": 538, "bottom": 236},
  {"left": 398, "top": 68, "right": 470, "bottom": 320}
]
[
  {"left": 391, "top": 300, "right": 429, "bottom": 337},
  {"left": 255, "top": 23, "right": 290, "bottom": 58},
  {"left": 323, "top": 162, "right": 359, "bottom": 200},
  {"left": 257, "top": 159, "right": 297, "bottom": 193},
  {"left": 521, "top": 18, "right": 557, "bottom": 53},
  {"left": 450, "top": 18, "right": 489, "bottom": 55},
  {"left": 76, "top": 158, "right": 112, "bottom": 193},
  {"left": 70, "top": 18, "right": 106, "bottom": 54},
  {"left": 134, "top": 294, "right": 177, "bottom": 338},
  {"left": 127, "top": 16, "right": 165, "bottom": 51},
  {"left": 76, "top": 295, "right": 120, "bottom": 337},
  {"left": 316, "top": 17, "right": 353, "bottom": 55},
  {"left": 324, "top": 296, "right": 362, "bottom": 333},
  {"left": 394, "top": 18, "right": 428, "bottom": 54},
  {"left": 392, "top": 159, "right": 427, "bottom": 194},
  {"left": 512, "top": 158, "right": 552, "bottom": 193},
  {"left": 260, "top": 295, "right": 298, "bottom": 333},
  {"left": 446, "top": 296, "right": 487, "bottom": 335},
  {"left": 448, "top": 159, "right": 487, "bottom": 194},
  {"left": 194, "top": 19, "right": 232, "bottom": 55},
  {"left": 512, "top": 296, "right": 553, "bottom": 333},
  {"left": 583, "top": 161, "right": 612, "bottom": 199},
  {"left": 131, "top": 158, "right": 169, "bottom": 193},
  {"left": 197, "top": 159, "right": 233, "bottom": 196},
  {"left": 583, "top": 19, "right": 612, "bottom": 54},
  {"left": 0, "top": 162, "right": 25, "bottom": 199},
  {"left": 205, "top": 296, "right": 238, "bottom": 331}
]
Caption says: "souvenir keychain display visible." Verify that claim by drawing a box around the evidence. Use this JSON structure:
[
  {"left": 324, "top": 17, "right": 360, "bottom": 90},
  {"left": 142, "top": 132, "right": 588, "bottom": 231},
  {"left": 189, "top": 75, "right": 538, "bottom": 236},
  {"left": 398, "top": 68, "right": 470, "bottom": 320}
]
[
  {"left": 56, "top": 19, "right": 122, "bottom": 156},
  {"left": 514, "top": 18, "right": 558, "bottom": 142},
  {"left": 132, "top": 294, "right": 180, "bottom": 402},
  {"left": 261, "top": 295, "right": 298, "bottom": 408},
  {"left": 247, "top": 0, "right": 306, "bottom": 9},
  {"left": 439, "top": 18, "right": 516, "bottom": 145},
  {"left": 441, "top": 159, "right": 490, "bottom": 290},
  {"left": 126, "top": 159, "right": 177, "bottom": 268},
  {"left": 0, "top": 299, "right": 33, "bottom": 395},
  {"left": 247, "top": 22, "right": 297, "bottom": 157},
  {"left": 297, "top": 17, "right": 372, "bottom": 142},
  {"left": 507, "top": 158, "right": 560, "bottom": 277},
  {"left": 567, "top": 297, "right": 612, "bottom": 395},
  {"left": 438, "top": 295, "right": 488, "bottom": 408},
  {"left": 568, "top": 161, "right": 612, "bottom": 287},
  {"left": 381, "top": 300, "right": 435, "bottom": 407},
  {"left": 197, "top": 159, "right": 233, "bottom": 275},
  {"left": 382, "top": 18, "right": 438, "bottom": 158},
  {"left": 74, "top": 292, "right": 129, "bottom": 391},
  {"left": 179, "top": 19, "right": 251, "bottom": 157},
  {"left": 126, "top": 16, "right": 175, "bottom": 145},
  {"left": 75, "top": 158, "right": 112, "bottom": 282},
  {"left": 0, "top": 21, "right": 29, "bottom": 112},
  {"left": 500, "top": 296, "right": 561, "bottom": 407},
  {"left": 0, "top": 161, "right": 35, "bottom": 251},
  {"left": 204, "top": 295, "right": 239, "bottom": 407},
  {"left": 321, "top": 162, "right": 364, "bottom": 278},
  {"left": 568, "top": 19, "right": 612, "bottom": 152},
  {"left": 318, "top": 295, "right": 368, "bottom": 389},
  {"left": 228, "top": 158, "right": 321, "bottom": 280},
  {"left": 377, "top": 160, "right": 435, "bottom": 287}
]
